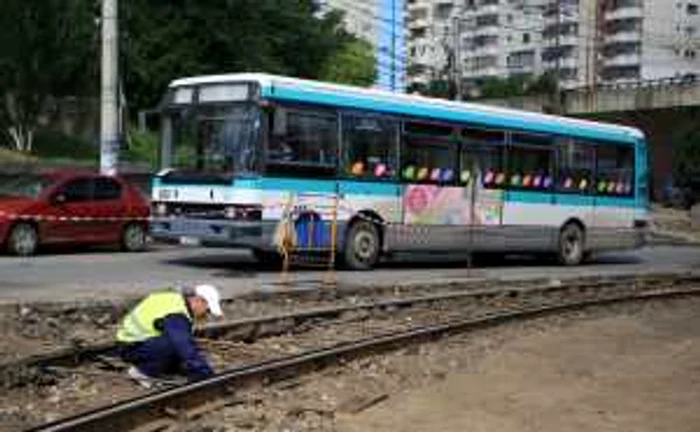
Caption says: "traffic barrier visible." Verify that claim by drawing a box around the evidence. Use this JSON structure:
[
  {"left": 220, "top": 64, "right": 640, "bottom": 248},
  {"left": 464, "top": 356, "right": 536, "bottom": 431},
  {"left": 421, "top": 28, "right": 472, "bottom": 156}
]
[{"left": 274, "top": 192, "right": 339, "bottom": 288}]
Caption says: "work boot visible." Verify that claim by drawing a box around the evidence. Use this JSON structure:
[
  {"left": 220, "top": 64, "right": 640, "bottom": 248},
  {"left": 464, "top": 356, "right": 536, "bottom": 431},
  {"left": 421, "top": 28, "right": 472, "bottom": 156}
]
[{"left": 127, "top": 365, "right": 153, "bottom": 389}]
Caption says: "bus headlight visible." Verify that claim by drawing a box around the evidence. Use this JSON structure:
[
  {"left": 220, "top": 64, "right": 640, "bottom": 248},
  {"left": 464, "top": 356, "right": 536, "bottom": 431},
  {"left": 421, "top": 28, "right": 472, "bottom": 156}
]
[
  {"left": 225, "top": 206, "right": 237, "bottom": 219},
  {"left": 154, "top": 203, "right": 168, "bottom": 217}
]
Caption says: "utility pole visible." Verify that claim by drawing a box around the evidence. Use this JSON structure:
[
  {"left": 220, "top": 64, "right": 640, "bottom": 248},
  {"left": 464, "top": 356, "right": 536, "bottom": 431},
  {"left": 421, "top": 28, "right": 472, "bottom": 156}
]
[
  {"left": 452, "top": 15, "right": 462, "bottom": 101},
  {"left": 452, "top": 16, "right": 463, "bottom": 101},
  {"left": 553, "top": 0, "right": 563, "bottom": 113},
  {"left": 100, "top": 0, "right": 120, "bottom": 175},
  {"left": 390, "top": 0, "right": 396, "bottom": 92}
]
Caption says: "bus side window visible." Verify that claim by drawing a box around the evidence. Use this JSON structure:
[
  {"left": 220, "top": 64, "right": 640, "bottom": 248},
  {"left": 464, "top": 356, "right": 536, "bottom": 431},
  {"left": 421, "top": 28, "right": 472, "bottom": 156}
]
[
  {"left": 461, "top": 127, "right": 505, "bottom": 189},
  {"left": 401, "top": 121, "right": 457, "bottom": 185},
  {"left": 557, "top": 139, "right": 595, "bottom": 194},
  {"left": 508, "top": 133, "right": 554, "bottom": 190},
  {"left": 266, "top": 107, "right": 338, "bottom": 176},
  {"left": 596, "top": 144, "right": 635, "bottom": 197},
  {"left": 342, "top": 115, "right": 398, "bottom": 179}
]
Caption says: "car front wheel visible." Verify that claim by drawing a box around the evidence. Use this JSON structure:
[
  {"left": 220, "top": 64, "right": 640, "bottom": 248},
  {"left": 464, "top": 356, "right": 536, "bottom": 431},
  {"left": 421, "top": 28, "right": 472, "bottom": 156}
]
[
  {"left": 121, "top": 223, "right": 147, "bottom": 252},
  {"left": 7, "top": 223, "right": 39, "bottom": 256}
]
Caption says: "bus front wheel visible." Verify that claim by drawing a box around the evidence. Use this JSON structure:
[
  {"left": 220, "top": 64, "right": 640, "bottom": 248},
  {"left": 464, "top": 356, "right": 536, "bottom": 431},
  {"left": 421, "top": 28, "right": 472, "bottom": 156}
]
[
  {"left": 558, "top": 222, "right": 585, "bottom": 266},
  {"left": 343, "top": 220, "right": 380, "bottom": 270}
]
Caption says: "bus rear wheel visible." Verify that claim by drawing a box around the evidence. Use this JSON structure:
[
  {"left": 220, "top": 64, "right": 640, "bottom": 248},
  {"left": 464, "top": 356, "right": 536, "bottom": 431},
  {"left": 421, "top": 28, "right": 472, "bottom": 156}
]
[
  {"left": 343, "top": 220, "right": 380, "bottom": 270},
  {"left": 558, "top": 222, "right": 585, "bottom": 266}
]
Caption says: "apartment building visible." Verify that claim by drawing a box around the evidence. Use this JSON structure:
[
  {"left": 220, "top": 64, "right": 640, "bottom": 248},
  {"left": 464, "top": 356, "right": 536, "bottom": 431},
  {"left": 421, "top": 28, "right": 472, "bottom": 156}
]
[
  {"left": 405, "top": 0, "right": 456, "bottom": 85},
  {"left": 599, "top": 0, "right": 700, "bottom": 82},
  {"left": 406, "top": 0, "right": 700, "bottom": 92},
  {"left": 317, "top": 0, "right": 407, "bottom": 91},
  {"left": 461, "top": 0, "right": 546, "bottom": 87}
]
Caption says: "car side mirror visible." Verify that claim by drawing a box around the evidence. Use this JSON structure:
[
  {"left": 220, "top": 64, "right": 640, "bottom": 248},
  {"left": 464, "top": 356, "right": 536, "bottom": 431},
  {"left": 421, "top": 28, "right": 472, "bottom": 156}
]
[{"left": 52, "top": 193, "right": 66, "bottom": 206}]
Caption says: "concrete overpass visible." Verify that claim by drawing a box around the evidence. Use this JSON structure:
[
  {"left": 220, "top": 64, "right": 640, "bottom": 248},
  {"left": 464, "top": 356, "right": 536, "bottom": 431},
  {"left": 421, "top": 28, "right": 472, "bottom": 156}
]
[
  {"left": 478, "top": 77, "right": 700, "bottom": 201},
  {"left": 479, "top": 76, "right": 700, "bottom": 114}
]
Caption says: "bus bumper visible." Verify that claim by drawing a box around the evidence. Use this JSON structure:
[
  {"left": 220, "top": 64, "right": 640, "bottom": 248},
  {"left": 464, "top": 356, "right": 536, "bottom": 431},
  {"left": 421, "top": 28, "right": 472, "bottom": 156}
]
[{"left": 149, "top": 218, "right": 274, "bottom": 249}]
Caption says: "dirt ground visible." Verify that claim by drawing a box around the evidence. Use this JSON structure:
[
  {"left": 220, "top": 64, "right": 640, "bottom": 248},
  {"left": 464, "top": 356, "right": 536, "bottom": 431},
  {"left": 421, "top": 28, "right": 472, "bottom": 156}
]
[
  {"left": 651, "top": 204, "right": 700, "bottom": 243},
  {"left": 336, "top": 300, "right": 700, "bottom": 432}
]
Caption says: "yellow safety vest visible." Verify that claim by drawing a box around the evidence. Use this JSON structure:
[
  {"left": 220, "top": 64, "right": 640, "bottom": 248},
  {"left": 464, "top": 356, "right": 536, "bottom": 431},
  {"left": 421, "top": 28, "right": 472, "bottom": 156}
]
[{"left": 116, "top": 290, "right": 192, "bottom": 343}]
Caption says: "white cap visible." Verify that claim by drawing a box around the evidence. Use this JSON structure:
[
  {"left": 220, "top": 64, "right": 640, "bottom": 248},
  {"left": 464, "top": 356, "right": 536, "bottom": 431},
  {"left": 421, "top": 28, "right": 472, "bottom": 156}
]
[{"left": 194, "top": 284, "right": 223, "bottom": 317}]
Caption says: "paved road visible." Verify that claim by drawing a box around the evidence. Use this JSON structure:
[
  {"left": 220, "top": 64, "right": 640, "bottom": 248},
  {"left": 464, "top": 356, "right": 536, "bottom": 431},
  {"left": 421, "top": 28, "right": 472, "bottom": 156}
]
[{"left": 1, "top": 245, "right": 700, "bottom": 303}]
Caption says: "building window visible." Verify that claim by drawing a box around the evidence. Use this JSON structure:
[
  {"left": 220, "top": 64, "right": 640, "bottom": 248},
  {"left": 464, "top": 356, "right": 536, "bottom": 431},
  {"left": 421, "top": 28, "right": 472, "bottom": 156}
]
[
  {"left": 476, "top": 14, "right": 499, "bottom": 27},
  {"left": 522, "top": 33, "right": 531, "bottom": 44},
  {"left": 343, "top": 115, "right": 399, "bottom": 180},
  {"left": 507, "top": 50, "right": 536, "bottom": 68},
  {"left": 688, "top": 3, "right": 698, "bottom": 14},
  {"left": 401, "top": 122, "right": 457, "bottom": 185}
]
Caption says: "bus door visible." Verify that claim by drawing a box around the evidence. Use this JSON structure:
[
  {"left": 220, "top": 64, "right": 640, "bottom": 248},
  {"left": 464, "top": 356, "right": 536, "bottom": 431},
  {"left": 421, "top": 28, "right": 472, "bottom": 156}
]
[
  {"left": 461, "top": 129, "right": 507, "bottom": 253},
  {"left": 555, "top": 139, "right": 595, "bottom": 247},
  {"left": 399, "top": 122, "right": 466, "bottom": 251}
]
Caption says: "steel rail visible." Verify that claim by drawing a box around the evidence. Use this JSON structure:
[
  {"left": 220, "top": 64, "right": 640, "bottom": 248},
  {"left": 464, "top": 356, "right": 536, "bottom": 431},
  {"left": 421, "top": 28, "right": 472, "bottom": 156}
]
[
  {"left": 3, "top": 271, "right": 695, "bottom": 382},
  {"left": 29, "top": 284, "right": 700, "bottom": 432}
]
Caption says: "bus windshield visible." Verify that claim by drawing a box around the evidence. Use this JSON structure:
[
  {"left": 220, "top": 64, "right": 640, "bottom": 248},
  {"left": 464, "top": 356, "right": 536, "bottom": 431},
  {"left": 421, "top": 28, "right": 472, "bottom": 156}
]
[{"left": 168, "top": 104, "right": 260, "bottom": 174}]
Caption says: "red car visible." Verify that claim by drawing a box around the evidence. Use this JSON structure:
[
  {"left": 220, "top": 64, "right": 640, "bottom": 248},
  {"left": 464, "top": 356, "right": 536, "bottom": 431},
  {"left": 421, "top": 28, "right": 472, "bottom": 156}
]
[{"left": 0, "top": 170, "right": 150, "bottom": 256}]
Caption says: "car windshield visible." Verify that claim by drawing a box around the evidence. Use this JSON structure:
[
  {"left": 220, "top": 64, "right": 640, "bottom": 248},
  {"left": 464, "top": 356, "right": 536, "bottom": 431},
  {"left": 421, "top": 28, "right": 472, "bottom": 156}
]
[
  {"left": 167, "top": 104, "right": 261, "bottom": 174},
  {"left": 0, "top": 175, "right": 50, "bottom": 198}
]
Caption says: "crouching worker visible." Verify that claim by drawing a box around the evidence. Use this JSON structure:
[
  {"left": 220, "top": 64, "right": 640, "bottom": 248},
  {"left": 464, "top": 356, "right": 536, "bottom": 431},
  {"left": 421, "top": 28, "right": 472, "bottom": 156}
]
[{"left": 116, "top": 284, "right": 224, "bottom": 388}]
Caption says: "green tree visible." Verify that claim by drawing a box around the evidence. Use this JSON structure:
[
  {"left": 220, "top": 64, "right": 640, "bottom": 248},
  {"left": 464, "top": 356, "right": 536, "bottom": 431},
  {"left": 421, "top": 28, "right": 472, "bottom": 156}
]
[
  {"left": 527, "top": 72, "right": 557, "bottom": 95},
  {"left": 122, "top": 0, "right": 368, "bottom": 111},
  {"left": 0, "top": 0, "right": 96, "bottom": 152},
  {"left": 673, "top": 123, "right": 700, "bottom": 186},
  {"left": 319, "top": 39, "right": 376, "bottom": 87}
]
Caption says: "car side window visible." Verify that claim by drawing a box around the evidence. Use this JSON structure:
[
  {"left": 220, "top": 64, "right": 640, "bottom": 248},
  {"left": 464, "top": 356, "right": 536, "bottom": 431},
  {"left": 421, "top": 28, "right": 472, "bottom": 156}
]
[
  {"left": 60, "top": 178, "right": 92, "bottom": 202},
  {"left": 93, "top": 177, "right": 122, "bottom": 201}
]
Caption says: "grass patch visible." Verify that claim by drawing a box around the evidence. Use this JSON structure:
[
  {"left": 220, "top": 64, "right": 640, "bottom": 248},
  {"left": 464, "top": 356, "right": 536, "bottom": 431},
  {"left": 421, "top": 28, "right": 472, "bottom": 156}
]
[{"left": 0, "top": 147, "right": 37, "bottom": 164}]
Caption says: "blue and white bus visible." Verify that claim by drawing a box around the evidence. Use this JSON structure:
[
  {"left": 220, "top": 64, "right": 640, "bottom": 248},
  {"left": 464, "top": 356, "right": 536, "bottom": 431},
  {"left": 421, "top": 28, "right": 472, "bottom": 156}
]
[{"left": 150, "top": 73, "right": 649, "bottom": 269}]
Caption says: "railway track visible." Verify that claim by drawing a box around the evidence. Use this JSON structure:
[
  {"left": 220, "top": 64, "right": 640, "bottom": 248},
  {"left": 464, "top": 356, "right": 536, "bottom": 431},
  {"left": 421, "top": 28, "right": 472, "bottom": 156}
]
[
  {"left": 1, "top": 272, "right": 692, "bottom": 387},
  {"left": 3, "top": 272, "right": 699, "bottom": 431}
]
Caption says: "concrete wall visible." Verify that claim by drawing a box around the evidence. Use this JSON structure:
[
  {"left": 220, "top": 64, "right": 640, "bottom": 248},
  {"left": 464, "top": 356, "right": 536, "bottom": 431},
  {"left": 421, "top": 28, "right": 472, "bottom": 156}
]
[{"left": 478, "top": 78, "right": 700, "bottom": 114}]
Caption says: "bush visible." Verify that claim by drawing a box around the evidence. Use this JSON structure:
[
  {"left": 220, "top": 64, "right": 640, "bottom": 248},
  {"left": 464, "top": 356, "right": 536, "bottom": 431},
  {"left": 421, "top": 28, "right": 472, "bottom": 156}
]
[
  {"left": 124, "top": 128, "right": 159, "bottom": 170},
  {"left": 32, "top": 131, "right": 98, "bottom": 161}
]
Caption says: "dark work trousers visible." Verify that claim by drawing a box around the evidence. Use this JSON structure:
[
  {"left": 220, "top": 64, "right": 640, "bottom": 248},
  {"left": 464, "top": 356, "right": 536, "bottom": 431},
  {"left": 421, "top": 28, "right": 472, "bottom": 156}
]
[{"left": 118, "top": 336, "right": 181, "bottom": 377}]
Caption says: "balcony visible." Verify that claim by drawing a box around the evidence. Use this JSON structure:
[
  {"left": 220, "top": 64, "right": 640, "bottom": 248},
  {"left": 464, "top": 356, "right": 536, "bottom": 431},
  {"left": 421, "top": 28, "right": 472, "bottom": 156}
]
[
  {"left": 507, "top": 62, "right": 536, "bottom": 72},
  {"left": 473, "top": 26, "right": 500, "bottom": 36},
  {"left": 463, "top": 67, "right": 501, "bottom": 78},
  {"left": 471, "top": 45, "right": 500, "bottom": 56},
  {"left": 602, "top": 53, "right": 641, "bottom": 66},
  {"left": 604, "top": 30, "right": 642, "bottom": 44},
  {"left": 477, "top": 4, "right": 500, "bottom": 14},
  {"left": 543, "top": 13, "right": 579, "bottom": 26},
  {"left": 551, "top": 34, "right": 579, "bottom": 47},
  {"left": 605, "top": 6, "right": 643, "bottom": 21},
  {"left": 408, "top": 18, "right": 429, "bottom": 29},
  {"left": 542, "top": 57, "right": 578, "bottom": 69},
  {"left": 407, "top": 2, "right": 429, "bottom": 11}
]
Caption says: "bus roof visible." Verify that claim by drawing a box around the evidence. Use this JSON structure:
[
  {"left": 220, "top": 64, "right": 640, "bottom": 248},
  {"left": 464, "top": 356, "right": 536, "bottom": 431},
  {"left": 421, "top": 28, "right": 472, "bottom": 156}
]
[{"left": 169, "top": 73, "right": 645, "bottom": 144}]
